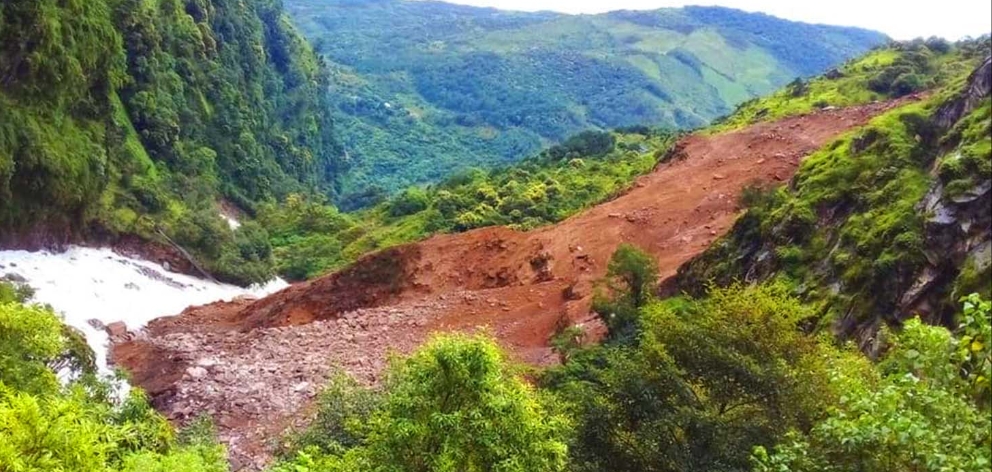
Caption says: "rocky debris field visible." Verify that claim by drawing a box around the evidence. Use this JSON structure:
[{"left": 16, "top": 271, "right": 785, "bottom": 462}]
[
  {"left": 122, "top": 299, "right": 449, "bottom": 470},
  {"left": 113, "top": 97, "right": 917, "bottom": 470}
]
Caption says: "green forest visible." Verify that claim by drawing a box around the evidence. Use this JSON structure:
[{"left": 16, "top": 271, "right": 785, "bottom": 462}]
[
  {"left": 3, "top": 262, "right": 990, "bottom": 471},
  {"left": 283, "top": 0, "right": 887, "bottom": 203},
  {"left": 0, "top": 0, "right": 342, "bottom": 285},
  {"left": 0, "top": 0, "right": 990, "bottom": 470}
]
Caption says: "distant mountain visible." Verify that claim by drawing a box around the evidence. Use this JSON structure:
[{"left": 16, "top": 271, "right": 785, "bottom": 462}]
[{"left": 284, "top": 0, "right": 887, "bottom": 206}]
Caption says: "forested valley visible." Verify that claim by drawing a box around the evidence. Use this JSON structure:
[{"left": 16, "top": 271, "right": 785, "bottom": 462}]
[
  {"left": 0, "top": 1, "right": 990, "bottom": 471},
  {"left": 285, "top": 0, "right": 887, "bottom": 202}
]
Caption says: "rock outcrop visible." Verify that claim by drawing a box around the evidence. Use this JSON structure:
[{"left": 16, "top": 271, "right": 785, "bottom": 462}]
[
  {"left": 672, "top": 58, "right": 991, "bottom": 349},
  {"left": 900, "top": 55, "right": 992, "bottom": 323}
]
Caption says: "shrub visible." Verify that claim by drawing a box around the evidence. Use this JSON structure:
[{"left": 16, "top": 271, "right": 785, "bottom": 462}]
[
  {"left": 388, "top": 187, "right": 430, "bottom": 217},
  {"left": 753, "top": 295, "right": 992, "bottom": 472},
  {"left": 593, "top": 244, "right": 659, "bottom": 340},
  {"left": 273, "top": 334, "right": 569, "bottom": 472},
  {"left": 549, "top": 283, "right": 840, "bottom": 472}
]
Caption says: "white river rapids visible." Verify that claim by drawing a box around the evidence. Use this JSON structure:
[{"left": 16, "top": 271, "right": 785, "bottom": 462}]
[{"left": 0, "top": 246, "right": 287, "bottom": 377}]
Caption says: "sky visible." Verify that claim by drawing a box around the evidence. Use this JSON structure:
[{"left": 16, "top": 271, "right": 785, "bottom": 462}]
[{"left": 437, "top": 0, "right": 992, "bottom": 40}]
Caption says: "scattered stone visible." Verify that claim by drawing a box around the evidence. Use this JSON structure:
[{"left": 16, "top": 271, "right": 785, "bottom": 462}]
[
  {"left": 2, "top": 272, "right": 27, "bottom": 283},
  {"left": 135, "top": 266, "right": 188, "bottom": 289},
  {"left": 105, "top": 321, "right": 128, "bottom": 338},
  {"left": 186, "top": 366, "right": 208, "bottom": 379}
]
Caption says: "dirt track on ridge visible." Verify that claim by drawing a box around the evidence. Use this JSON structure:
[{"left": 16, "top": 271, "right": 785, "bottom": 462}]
[{"left": 112, "top": 97, "right": 915, "bottom": 470}]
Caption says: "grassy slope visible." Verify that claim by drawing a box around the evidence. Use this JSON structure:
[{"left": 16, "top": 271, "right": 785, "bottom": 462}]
[
  {"left": 283, "top": 0, "right": 886, "bottom": 202},
  {"left": 673, "top": 39, "right": 991, "bottom": 333},
  {"left": 712, "top": 46, "right": 978, "bottom": 131}
]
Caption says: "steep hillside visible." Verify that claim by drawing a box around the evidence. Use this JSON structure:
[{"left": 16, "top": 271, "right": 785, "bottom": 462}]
[
  {"left": 283, "top": 0, "right": 887, "bottom": 203},
  {"left": 673, "top": 43, "right": 991, "bottom": 347},
  {"left": 257, "top": 43, "right": 979, "bottom": 282},
  {"left": 114, "top": 92, "right": 912, "bottom": 469},
  {"left": 0, "top": 0, "right": 342, "bottom": 284},
  {"left": 258, "top": 129, "right": 678, "bottom": 281},
  {"left": 111, "top": 41, "right": 990, "bottom": 467}
]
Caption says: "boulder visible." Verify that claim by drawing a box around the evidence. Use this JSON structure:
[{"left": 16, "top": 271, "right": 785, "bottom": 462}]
[
  {"left": 105, "top": 321, "right": 128, "bottom": 338},
  {"left": 186, "top": 366, "right": 208, "bottom": 379},
  {"left": 1, "top": 272, "right": 27, "bottom": 283},
  {"left": 563, "top": 281, "right": 591, "bottom": 301}
]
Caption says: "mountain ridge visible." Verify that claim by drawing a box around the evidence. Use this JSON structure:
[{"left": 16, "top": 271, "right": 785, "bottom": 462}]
[{"left": 284, "top": 0, "right": 888, "bottom": 204}]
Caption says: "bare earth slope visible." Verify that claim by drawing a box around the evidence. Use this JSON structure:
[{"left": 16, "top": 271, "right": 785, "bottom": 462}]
[{"left": 112, "top": 97, "right": 915, "bottom": 469}]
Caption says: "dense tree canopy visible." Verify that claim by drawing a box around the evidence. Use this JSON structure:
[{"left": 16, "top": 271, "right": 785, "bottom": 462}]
[
  {"left": 271, "top": 334, "right": 569, "bottom": 472},
  {"left": 548, "top": 280, "right": 843, "bottom": 472},
  {"left": 0, "top": 0, "right": 341, "bottom": 285},
  {"left": 0, "top": 291, "right": 229, "bottom": 471},
  {"left": 754, "top": 295, "right": 992, "bottom": 472}
]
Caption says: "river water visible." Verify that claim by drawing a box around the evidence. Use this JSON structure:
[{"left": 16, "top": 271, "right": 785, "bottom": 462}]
[{"left": 0, "top": 246, "right": 287, "bottom": 377}]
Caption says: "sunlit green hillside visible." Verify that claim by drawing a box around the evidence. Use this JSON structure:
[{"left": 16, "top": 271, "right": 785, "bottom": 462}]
[{"left": 284, "top": 0, "right": 887, "bottom": 205}]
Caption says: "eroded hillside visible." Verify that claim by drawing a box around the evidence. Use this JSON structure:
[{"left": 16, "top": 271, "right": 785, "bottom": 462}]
[{"left": 113, "top": 97, "right": 914, "bottom": 469}]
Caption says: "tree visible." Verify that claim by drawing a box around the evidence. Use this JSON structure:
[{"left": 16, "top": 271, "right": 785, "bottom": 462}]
[
  {"left": 389, "top": 187, "right": 431, "bottom": 217},
  {"left": 593, "top": 244, "right": 659, "bottom": 340},
  {"left": 0, "top": 302, "right": 63, "bottom": 395},
  {"left": 369, "top": 334, "right": 568, "bottom": 471},
  {"left": 753, "top": 295, "right": 992, "bottom": 472},
  {"left": 549, "top": 283, "right": 839, "bottom": 472},
  {"left": 0, "top": 298, "right": 228, "bottom": 472},
  {"left": 274, "top": 334, "right": 569, "bottom": 472}
]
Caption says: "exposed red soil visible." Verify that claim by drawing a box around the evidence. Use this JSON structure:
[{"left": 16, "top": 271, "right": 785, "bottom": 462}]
[{"left": 112, "top": 98, "right": 916, "bottom": 470}]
